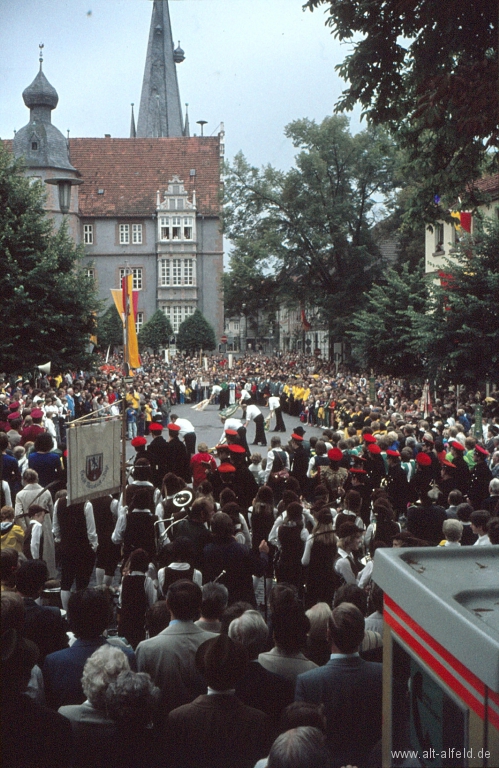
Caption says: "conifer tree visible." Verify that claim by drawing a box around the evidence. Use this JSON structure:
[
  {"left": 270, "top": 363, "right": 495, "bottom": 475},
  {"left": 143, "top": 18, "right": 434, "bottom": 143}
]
[
  {"left": 138, "top": 309, "right": 173, "bottom": 354},
  {"left": 0, "top": 144, "right": 98, "bottom": 372},
  {"left": 176, "top": 310, "right": 216, "bottom": 355}
]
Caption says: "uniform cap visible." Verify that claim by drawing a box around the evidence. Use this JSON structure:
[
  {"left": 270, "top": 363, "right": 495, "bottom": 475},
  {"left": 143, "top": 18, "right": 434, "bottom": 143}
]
[
  {"left": 328, "top": 448, "right": 343, "bottom": 461},
  {"left": 442, "top": 459, "right": 456, "bottom": 469},
  {"left": 218, "top": 463, "right": 236, "bottom": 473},
  {"left": 368, "top": 444, "right": 382, "bottom": 454},
  {"left": 363, "top": 434, "right": 377, "bottom": 444},
  {"left": 225, "top": 429, "right": 238, "bottom": 436},
  {"left": 350, "top": 468, "right": 367, "bottom": 475},
  {"left": 228, "top": 444, "right": 246, "bottom": 454},
  {"left": 167, "top": 423, "right": 180, "bottom": 432},
  {"left": 416, "top": 452, "right": 432, "bottom": 466},
  {"left": 449, "top": 440, "right": 465, "bottom": 452},
  {"left": 291, "top": 433, "right": 303, "bottom": 442},
  {"left": 386, "top": 449, "right": 400, "bottom": 457},
  {"left": 31, "top": 408, "right": 44, "bottom": 419},
  {"left": 131, "top": 436, "right": 147, "bottom": 447},
  {"left": 149, "top": 422, "right": 163, "bottom": 433},
  {"left": 474, "top": 444, "right": 489, "bottom": 457}
]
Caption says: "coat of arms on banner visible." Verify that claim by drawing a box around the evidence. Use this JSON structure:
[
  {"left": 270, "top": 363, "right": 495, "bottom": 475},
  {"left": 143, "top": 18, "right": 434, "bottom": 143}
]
[{"left": 86, "top": 453, "right": 103, "bottom": 482}]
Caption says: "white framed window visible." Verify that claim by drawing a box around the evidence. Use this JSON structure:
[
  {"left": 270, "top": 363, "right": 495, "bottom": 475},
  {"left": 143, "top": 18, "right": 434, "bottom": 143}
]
[
  {"left": 183, "top": 217, "right": 193, "bottom": 240},
  {"left": 172, "top": 259, "right": 182, "bottom": 286},
  {"left": 183, "top": 259, "right": 194, "bottom": 285},
  {"left": 176, "top": 198, "right": 184, "bottom": 210},
  {"left": 119, "top": 267, "right": 143, "bottom": 291},
  {"left": 160, "top": 259, "right": 170, "bottom": 286},
  {"left": 435, "top": 223, "right": 444, "bottom": 251},
  {"left": 135, "top": 312, "right": 144, "bottom": 335},
  {"left": 86, "top": 268, "right": 96, "bottom": 280},
  {"left": 172, "top": 217, "right": 181, "bottom": 240},
  {"left": 164, "top": 305, "right": 195, "bottom": 333},
  {"left": 132, "top": 224, "right": 143, "bottom": 244},
  {"left": 233, "top": 322, "right": 239, "bottom": 332},
  {"left": 160, "top": 217, "right": 170, "bottom": 240},
  {"left": 119, "top": 224, "right": 130, "bottom": 244},
  {"left": 83, "top": 224, "right": 93, "bottom": 244}
]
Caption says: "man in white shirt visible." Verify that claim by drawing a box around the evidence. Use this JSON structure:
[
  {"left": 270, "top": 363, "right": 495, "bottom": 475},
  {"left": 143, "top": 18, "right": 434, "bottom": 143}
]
[
  {"left": 470, "top": 509, "right": 491, "bottom": 546},
  {"left": 170, "top": 413, "right": 197, "bottom": 456},
  {"left": 268, "top": 394, "right": 286, "bottom": 432},
  {"left": 242, "top": 403, "right": 266, "bottom": 446}
]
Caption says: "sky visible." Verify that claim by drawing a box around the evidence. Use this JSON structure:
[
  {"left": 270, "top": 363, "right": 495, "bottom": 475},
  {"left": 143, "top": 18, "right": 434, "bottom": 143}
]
[{"left": 1, "top": 0, "right": 363, "bottom": 171}]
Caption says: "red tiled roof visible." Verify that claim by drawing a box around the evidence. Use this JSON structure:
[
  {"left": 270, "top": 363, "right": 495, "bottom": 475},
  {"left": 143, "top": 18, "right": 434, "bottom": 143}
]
[
  {"left": 68, "top": 137, "right": 221, "bottom": 218},
  {"left": 472, "top": 172, "right": 499, "bottom": 199}
]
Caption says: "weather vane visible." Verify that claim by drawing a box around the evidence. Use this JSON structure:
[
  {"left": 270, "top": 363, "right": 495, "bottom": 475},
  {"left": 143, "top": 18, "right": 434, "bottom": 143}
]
[{"left": 39, "top": 42, "right": 44, "bottom": 69}]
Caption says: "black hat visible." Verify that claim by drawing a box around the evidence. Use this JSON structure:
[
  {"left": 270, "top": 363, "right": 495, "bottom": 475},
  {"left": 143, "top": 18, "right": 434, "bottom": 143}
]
[{"left": 294, "top": 426, "right": 306, "bottom": 436}]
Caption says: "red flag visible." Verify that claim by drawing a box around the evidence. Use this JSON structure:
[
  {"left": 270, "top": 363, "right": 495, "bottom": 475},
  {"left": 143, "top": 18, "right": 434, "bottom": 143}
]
[
  {"left": 300, "top": 306, "right": 311, "bottom": 331},
  {"left": 459, "top": 212, "right": 472, "bottom": 233}
]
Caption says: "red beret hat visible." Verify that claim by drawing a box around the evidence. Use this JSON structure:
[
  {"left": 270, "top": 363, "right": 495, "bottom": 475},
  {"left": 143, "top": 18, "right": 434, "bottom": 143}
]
[
  {"left": 167, "top": 423, "right": 180, "bottom": 432},
  {"left": 350, "top": 468, "right": 367, "bottom": 475},
  {"left": 225, "top": 429, "right": 239, "bottom": 436},
  {"left": 31, "top": 408, "right": 44, "bottom": 419},
  {"left": 416, "top": 452, "right": 432, "bottom": 466},
  {"left": 442, "top": 459, "right": 456, "bottom": 469},
  {"left": 328, "top": 448, "right": 343, "bottom": 461},
  {"left": 368, "top": 444, "right": 381, "bottom": 454},
  {"left": 449, "top": 440, "right": 465, "bottom": 452},
  {"left": 228, "top": 444, "right": 246, "bottom": 454},
  {"left": 386, "top": 449, "right": 400, "bottom": 457},
  {"left": 149, "top": 422, "right": 163, "bottom": 432},
  {"left": 131, "top": 436, "right": 147, "bottom": 447},
  {"left": 291, "top": 433, "right": 303, "bottom": 442},
  {"left": 363, "top": 434, "right": 377, "bottom": 444},
  {"left": 218, "top": 463, "right": 236, "bottom": 473}
]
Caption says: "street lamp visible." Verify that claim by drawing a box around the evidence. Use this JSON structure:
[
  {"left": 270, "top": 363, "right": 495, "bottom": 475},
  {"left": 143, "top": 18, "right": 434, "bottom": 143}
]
[{"left": 45, "top": 176, "right": 83, "bottom": 214}]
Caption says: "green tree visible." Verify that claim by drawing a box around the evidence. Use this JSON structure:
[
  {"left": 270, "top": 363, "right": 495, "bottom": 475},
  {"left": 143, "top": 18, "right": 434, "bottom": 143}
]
[
  {"left": 224, "top": 116, "right": 396, "bottom": 344},
  {"left": 413, "top": 216, "right": 499, "bottom": 387},
  {"left": 176, "top": 310, "right": 216, "bottom": 355},
  {"left": 97, "top": 304, "right": 123, "bottom": 350},
  {"left": 138, "top": 309, "right": 173, "bottom": 354},
  {"left": 0, "top": 144, "right": 98, "bottom": 372},
  {"left": 306, "top": 0, "right": 498, "bottom": 224},
  {"left": 347, "top": 263, "right": 428, "bottom": 378}
]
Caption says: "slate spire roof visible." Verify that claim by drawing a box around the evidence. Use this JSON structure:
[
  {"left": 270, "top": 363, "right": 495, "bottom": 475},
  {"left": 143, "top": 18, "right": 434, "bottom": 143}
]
[{"left": 137, "top": 0, "right": 186, "bottom": 138}]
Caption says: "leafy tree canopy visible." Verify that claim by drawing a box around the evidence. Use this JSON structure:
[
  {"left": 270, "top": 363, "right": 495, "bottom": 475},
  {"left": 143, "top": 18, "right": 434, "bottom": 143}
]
[
  {"left": 138, "top": 309, "right": 173, "bottom": 354},
  {"left": 347, "top": 263, "right": 428, "bottom": 379},
  {"left": 412, "top": 216, "right": 499, "bottom": 387},
  {"left": 176, "top": 310, "right": 216, "bottom": 355},
  {"left": 306, "top": 0, "right": 498, "bottom": 224},
  {"left": 0, "top": 143, "right": 98, "bottom": 373},
  {"left": 224, "top": 115, "right": 397, "bottom": 341},
  {"left": 97, "top": 303, "right": 123, "bottom": 350}
]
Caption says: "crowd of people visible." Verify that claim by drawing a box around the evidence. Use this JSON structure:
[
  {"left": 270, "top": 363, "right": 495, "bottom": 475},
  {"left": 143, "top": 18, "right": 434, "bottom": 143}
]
[{"left": 1, "top": 352, "right": 498, "bottom": 768}]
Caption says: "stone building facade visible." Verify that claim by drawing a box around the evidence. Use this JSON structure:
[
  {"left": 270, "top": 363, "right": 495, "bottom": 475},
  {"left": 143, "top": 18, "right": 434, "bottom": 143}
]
[{"left": 7, "top": 0, "right": 224, "bottom": 342}]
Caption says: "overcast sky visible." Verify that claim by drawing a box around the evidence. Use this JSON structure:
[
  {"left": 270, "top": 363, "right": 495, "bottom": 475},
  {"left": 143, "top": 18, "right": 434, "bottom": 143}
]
[{"left": 1, "top": 0, "right": 363, "bottom": 170}]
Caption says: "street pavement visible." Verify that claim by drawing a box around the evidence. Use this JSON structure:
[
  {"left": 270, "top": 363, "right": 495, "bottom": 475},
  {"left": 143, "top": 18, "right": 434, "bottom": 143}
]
[{"left": 127, "top": 400, "right": 328, "bottom": 463}]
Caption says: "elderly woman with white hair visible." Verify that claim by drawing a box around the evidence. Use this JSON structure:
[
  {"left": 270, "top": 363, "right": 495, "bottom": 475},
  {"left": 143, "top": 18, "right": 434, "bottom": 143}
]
[{"left": 58, "top": 644, "right": 130, "bottom": 728}]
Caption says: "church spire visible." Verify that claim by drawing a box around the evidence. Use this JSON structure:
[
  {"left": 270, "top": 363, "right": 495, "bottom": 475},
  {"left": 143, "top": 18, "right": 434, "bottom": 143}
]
[{"left": 137, "top": 0, "right": 185, "bottom": 138}]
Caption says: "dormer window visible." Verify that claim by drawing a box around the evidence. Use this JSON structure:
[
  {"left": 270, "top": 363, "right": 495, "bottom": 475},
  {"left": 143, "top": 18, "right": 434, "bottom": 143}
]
[{"left": 31, "top": 141, "right": 38, "bottom": 151}]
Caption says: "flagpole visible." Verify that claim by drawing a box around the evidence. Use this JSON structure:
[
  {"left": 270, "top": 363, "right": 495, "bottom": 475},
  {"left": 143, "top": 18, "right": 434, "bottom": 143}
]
[{"left": 121, "top": 269, "right": 130, "bottom": 496}]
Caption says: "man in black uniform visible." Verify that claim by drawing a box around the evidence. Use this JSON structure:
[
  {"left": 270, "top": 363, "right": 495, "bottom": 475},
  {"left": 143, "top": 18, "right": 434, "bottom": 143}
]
[
  {"left": 163, "top": 422, "right": 191, "bottom": 483},
  {"left": 469, "top": 445, "right": 492, "bottom": 510},
  {"left": 146, "top": 422, "right": 169, "bottom": 488},
  {"left": 449, "top": 440, "right": 471, "bottom": 496},
  {"left": 385, "top": 449, "right": 410, "bottom": 520}
]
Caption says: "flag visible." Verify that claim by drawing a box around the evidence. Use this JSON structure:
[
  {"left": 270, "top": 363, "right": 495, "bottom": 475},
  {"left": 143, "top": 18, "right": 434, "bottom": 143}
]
[
  {"left": 300, "top": 306, "right": 311, "bottom": 331},
  {"left": 450, "top": 211, "right": 472, "bottom": 233},
  {"left": 113, "top": 275, "right": 141, "bottom": 370}
]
